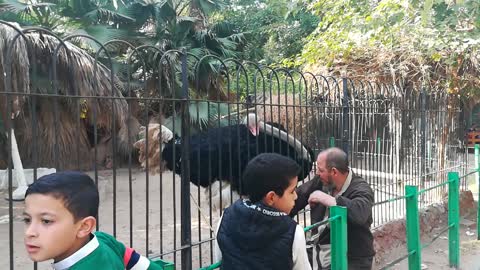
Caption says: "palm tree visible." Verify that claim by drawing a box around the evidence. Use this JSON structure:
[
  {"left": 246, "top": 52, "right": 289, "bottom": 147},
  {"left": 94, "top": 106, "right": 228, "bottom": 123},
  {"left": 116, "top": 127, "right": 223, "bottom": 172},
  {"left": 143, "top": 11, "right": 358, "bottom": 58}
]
[
  {"left": 1, "top": 0, "right": 247, "bottom": 133},
  {"left": 0, "top": 21, "right": 140, "bottom": 173},
  {"left": 119, "top": 0, "right": 247, "bottom": 132},
  {"left": 0, "top": 0, "right": 134, "bottom": 43}
]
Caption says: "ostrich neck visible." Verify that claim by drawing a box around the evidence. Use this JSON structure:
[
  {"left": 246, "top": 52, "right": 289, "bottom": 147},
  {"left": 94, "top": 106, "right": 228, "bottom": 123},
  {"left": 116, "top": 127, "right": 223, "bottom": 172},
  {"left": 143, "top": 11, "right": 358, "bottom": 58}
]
[
  {"left": 162, "top": 139, "right": 182, "bottom": 172},
  {"left": 258, "top": 121, "right": 311, "bottom": 160}
]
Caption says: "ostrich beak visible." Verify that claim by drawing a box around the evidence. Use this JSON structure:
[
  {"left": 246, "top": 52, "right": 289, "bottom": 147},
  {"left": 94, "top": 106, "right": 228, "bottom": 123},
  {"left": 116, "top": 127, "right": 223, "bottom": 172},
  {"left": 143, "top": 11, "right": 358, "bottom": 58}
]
[
  {"left": 249, "top": 125, "right": 260, "bottom": 136},
  {"left": 244, "top": 113, "right": 260, "bottom": 136}
]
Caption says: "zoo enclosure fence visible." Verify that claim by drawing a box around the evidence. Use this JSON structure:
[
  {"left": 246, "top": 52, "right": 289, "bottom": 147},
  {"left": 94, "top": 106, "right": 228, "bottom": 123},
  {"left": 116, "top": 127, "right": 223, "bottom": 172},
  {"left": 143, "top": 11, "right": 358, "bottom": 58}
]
[{"left": 0, "top": 21, "right": 469, "bottom": 270}]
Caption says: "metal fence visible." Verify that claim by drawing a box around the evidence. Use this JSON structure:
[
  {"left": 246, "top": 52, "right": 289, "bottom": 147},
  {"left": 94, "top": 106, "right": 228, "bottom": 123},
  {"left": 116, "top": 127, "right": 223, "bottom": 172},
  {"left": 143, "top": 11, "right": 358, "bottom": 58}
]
[{"left": 0, "top": 21, "right": 468, "bottom": 270}]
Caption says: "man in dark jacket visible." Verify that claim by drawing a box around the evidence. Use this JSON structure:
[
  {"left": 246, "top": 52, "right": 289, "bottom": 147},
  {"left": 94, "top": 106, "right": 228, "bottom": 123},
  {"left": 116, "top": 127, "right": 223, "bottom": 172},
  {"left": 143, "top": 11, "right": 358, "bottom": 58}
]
[{"left": 290, "top": 147, "right": 375, "bottom": 270}]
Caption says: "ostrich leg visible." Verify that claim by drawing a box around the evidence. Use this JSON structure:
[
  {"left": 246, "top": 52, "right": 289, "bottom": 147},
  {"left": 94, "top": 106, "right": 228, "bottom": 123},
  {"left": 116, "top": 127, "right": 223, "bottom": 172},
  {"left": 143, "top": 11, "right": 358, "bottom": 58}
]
[{"left": 6, "top": 128, "right": 28, "bottom": 201}]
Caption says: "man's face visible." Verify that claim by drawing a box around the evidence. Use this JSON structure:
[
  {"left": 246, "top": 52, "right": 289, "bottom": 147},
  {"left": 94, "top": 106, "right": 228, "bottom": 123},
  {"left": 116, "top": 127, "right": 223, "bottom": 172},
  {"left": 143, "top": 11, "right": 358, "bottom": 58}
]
[
  {"left": 23, "top": 194, "right": 83, "bottom": 262},
  {"left": 316, "top": 155, "right": 335, "bottom": 191}
]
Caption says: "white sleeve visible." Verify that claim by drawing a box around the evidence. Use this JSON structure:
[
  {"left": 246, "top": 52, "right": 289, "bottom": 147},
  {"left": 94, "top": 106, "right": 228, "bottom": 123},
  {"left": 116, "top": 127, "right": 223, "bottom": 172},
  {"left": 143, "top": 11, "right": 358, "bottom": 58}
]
[
  {"left": 292, "top": 224, "right": 312, "bottom": 270},
  {"left": 213, "top": 215, "right": 223, "bottom": 263}
]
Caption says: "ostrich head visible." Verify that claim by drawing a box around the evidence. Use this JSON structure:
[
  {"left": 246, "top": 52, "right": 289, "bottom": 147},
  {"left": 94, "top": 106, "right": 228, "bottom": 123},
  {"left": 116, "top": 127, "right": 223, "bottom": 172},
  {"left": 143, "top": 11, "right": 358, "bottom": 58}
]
[
  {"left": 135, "top": 124, "right": 173, "bottom": 149},
  {"left": 243, "top": 113, "right": 260, "bottom": 136},
  {"left": 133, "top": 124, "right": 174, "bottom": 174},
  {"left": 159, "top": 125, "right": 174, "bottom": 146}
]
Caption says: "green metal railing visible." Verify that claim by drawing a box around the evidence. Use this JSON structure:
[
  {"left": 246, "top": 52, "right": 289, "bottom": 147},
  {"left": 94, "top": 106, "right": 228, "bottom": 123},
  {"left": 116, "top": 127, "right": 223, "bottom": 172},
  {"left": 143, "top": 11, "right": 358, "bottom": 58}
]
[
  {"left": 199, "top": 261, "right": 221, "bottom": 270},
  {"left": 198, "top": 166, "right": 474, "bottom": 270},
  {"left": 475, "top": 144, "right": 480, "bottom": 241},
  {"left": 407, "top": 172, "right": 459, "bottom": 269},
  {"left": 381, "top": 171, "right": 462, "bottom": 270},
  {"left": 199, "top": 205, "right": 349, "bottom": 270}
]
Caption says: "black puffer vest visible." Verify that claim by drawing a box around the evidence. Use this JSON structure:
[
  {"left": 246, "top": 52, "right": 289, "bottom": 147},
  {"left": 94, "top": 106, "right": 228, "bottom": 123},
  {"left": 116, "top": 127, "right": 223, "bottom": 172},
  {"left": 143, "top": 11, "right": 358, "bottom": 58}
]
[{"left": 217, "top": 199, "right": 297, "bottom": 270}]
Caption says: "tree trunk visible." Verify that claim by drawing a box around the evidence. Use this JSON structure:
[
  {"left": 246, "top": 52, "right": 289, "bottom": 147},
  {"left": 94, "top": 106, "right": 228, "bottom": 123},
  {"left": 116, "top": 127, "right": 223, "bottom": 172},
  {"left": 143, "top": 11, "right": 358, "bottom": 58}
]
[{"left": 189, "top": 1, "right": 206, "bottom": 31}]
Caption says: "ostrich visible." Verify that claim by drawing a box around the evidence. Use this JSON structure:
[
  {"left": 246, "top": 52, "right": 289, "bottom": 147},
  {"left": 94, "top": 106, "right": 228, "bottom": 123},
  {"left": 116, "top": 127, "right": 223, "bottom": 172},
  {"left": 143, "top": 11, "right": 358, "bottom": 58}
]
[{"left": 134, "top": 113, "right": 315, "bottom": 209}]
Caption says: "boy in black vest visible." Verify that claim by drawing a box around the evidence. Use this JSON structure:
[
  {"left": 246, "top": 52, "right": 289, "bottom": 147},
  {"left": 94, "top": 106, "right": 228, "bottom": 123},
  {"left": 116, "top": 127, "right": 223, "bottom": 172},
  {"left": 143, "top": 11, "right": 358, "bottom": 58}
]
[{"left": 214, "top": 153, "right": 311, "bottom": 270}]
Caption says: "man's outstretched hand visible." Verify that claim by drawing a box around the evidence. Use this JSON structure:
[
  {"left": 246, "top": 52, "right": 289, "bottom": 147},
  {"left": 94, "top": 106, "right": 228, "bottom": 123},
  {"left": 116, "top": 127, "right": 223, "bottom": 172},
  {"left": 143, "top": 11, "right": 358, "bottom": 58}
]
[{"left": 308, "top": 190, "right": 336, "bottom": 207}]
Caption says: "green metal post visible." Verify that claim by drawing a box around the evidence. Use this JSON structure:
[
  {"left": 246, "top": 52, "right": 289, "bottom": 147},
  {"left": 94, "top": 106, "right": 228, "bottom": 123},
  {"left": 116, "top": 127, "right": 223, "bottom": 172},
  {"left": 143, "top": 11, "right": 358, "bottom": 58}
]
[
  {"left": 476, "top": 144, "right": 480, "bottom": 179},
  {"left": 330, "top": 206, "right": 348, "bottom": 270},
  {"left": 448, "top": 172, "right": 460, "bottom": 268},
  {"left": 376, "top": 137, "right": 381, "bottom": 153},
  {"left": 405, "top": 185, "right": 421, "bottom": 270},
  {"left": 330, "top": 137, "right": 335, "bottom": 147},
  {"left": 476, "top": 144, "right": 480, "bottom": 241}
]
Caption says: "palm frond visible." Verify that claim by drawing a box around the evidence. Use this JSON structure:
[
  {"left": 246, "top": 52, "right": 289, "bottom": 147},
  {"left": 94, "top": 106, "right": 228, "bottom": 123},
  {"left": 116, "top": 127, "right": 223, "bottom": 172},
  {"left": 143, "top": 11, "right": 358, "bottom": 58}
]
[
  {"left": 0, "top": 0, "right": 29, "bottom": 13},
  {"left": 189, "top": 101, "right": 210, "bottom": 128},
  {"left": 0, "top": 10, "right": 26, "bottom": 23},
  {"left": 193, "top": 0, "right": 225, "bottom": 15},
  {"left": 83, "top": 7, "right": 135, "bottom": 24},
  {"left": 125, "top": 1, "right": 156, "bottom": 26},
  {"left": 210, "top": 21, "right": 235, "bottom": 37},
  {"left": 209, "top": 102, "right": 233, "bottom": 125},
  {"left": 155, "top": 0, "right": 176, "bottom": 24},
  {"left": 163, "top": 113, "right": 183, "bottom": 135},
  {"left": 188, "top": 101, "right": 233, "bottom": 130},
  {"left": 177, "top": 15, "right": 197, "bottom": 22},
  {"left": 0, "top": 0, "right": 56, "bottom": 13},
  {"left": 87, "top": 24, "right": 133, "bottom": 42},
  {"left": 173, "top": 16, "right": 196, "bottom": 36},
  {"left": 226, "top": 32, "right": 246, "bottom": 43}
]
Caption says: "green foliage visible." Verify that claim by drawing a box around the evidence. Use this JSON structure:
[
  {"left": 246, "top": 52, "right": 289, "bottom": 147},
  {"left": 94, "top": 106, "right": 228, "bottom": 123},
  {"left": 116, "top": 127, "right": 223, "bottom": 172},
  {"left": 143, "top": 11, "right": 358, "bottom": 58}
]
[
  {"left": 298, "top": 0, "right": 480, "bottom": 95},
  {"left": 164, "top": 101, "right": 233, "bottom": 136},
  {"left": 0, "top": 0, "right": 134, "bottom": 37},
  {"left": 0, "top": 0, "right": 249, "bottom": 130},
  {"left": 217, "top": 0, "right": 318, "bottom": 64},
  {"left": 300, "top": 0, "right": 479, "bottom": 65},
  {"left": 0, "top": 0, "right": 245, "bottom": 56}
]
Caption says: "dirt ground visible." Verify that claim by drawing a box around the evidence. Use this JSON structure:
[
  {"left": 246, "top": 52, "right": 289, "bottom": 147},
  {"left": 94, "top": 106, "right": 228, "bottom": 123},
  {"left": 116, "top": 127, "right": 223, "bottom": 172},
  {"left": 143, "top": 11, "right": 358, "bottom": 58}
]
[
  {"left": 379, "top": 166, "right": 480, "bottom": 270},
  {"left": 1, "top": 167, "right": 480, "bottom": 270},
  {"left": 379, "top": 212, "right": 480, "bottom": 270}
]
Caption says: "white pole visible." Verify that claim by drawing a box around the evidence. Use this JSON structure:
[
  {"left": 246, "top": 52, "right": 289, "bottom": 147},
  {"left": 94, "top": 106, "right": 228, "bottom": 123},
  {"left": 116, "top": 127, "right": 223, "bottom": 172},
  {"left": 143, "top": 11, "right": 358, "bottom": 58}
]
[{"left": 7, "top": 128, "right": 28, "bottom": 201}]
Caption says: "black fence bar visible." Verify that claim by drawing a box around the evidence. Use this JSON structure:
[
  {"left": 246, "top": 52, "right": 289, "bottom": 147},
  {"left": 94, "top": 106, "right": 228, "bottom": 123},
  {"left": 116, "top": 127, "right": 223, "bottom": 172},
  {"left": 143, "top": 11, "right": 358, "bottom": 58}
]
[
  {"left": 342, "top": 77, "right": 350, "bottom": 154},
  {"left": 180, "top": 50, "right": 192, "bottom": 270}
]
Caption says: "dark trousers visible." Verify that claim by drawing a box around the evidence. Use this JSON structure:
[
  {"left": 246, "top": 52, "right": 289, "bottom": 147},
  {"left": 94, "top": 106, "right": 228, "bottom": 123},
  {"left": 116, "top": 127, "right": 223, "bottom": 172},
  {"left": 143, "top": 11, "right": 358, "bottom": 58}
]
[
  {"left": 319, "top": 256, "right": 373, "bottom": 270},
  {"left": 308, "top": 244, "right": 373, "bottom": 270}
]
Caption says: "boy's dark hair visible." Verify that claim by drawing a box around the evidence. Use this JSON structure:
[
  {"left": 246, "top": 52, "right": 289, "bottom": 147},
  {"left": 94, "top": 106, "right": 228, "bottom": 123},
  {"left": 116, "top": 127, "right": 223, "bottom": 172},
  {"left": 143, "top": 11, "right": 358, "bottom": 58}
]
[
  {"left": 25, "top": 171, "right": 99, "bottom": 221},
  {"left": 242, "top": 153, "right": 301, "bottom": 203}
]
